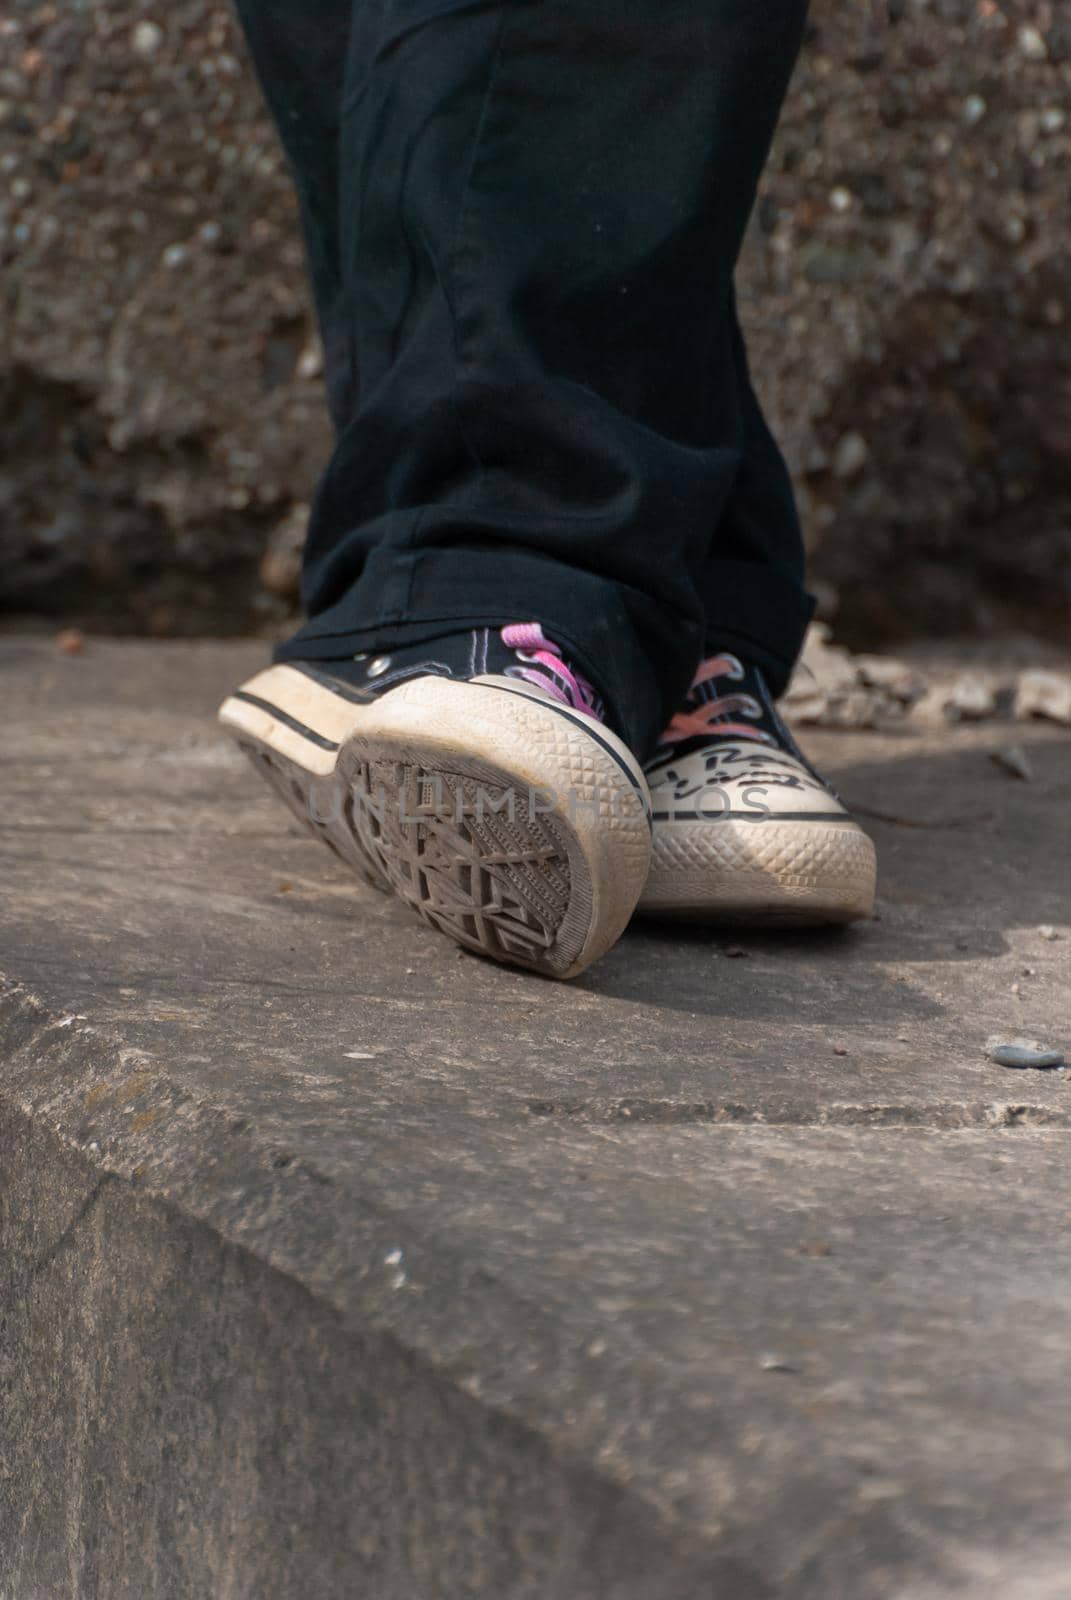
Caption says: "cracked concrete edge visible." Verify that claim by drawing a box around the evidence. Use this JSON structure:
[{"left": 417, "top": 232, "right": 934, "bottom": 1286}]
[
  {"left": 2, "top": 1075, "right": 760, "bottom": 1600},
  {"left": 526, "top": 1095, "right": 1071, "bottom": 1128},
  {"left": 2, "top": 972, "right": 1058, "bottom": 1419},
  {"left": 0, "top": 972, "right": 743, "bottom": 1558}
]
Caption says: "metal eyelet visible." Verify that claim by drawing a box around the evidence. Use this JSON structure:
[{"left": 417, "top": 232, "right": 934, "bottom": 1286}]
[{"left": 366, "top": 655, "right": 392, "bottom": 678}]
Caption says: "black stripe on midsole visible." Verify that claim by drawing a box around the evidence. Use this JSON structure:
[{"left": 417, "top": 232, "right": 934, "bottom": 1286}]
[
  {"left": 651, "top": 809, "right": 857, "bottom": 824},
  {"left": 237, "top": 674, "right": 649, "bottom": 813},
  {"left": 481, "top": 680, "right": 651, "bottom": 814},
  {"left": 290, "top": 661, "right": 377, "bottom": 706},
  {"left": 232, "top": 690, "right": 340, "bottom": 752}
]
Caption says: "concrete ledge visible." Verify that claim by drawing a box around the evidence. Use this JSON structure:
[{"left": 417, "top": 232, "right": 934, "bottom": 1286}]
[
  {"left": 3, "top": 639, "right": 1071, "bottom": 1598},
  {"left": 1, "top": 1034, "right": 736, "bottom": 1600}
]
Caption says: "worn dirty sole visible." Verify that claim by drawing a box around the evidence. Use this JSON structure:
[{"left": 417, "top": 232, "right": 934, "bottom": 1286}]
[
  {"left": 219, "top": 666, "right": 651, "bottom": 978},
  {"left": 640, "top": 817, "right": 877, "bottom": 925}
]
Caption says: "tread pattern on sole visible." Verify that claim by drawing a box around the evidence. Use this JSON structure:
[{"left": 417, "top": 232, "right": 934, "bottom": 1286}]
[
  {"left": 239, "top": 743, "right": 390, "bottom": 892},
  {"left": 226, "top": 672, "right": 652, "bottom": 977},
  {"left": 346, "top": 758, "right": 584, "bottom": 969},
  {"left": 238, "top": 740, "right": 590, "bottom": 974}
]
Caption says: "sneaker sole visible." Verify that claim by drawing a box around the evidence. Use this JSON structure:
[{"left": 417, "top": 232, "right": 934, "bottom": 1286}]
[
  {"left": 219, "top": 666, "right": 651, "bottom": 979},
  {"left": 639, "top": 817, "right": 877, "bottom": 925}
]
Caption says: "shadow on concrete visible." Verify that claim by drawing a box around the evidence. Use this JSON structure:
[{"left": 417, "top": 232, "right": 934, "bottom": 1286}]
[{"left": 577, "top": 736, "right": 1069, "bottom": 1042}]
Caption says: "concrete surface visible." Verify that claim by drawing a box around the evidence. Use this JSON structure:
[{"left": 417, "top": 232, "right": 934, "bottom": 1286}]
[{"left": 2, "top": 637, "right": 1070, "bottom": 1600}]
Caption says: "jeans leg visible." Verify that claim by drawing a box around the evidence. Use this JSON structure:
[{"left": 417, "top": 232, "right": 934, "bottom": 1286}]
[
  {"left": 693, "top": 288, "right": 815, "bottom": 698},
  {"left": 239, "top": 0, "right": 809, "bottom": 757},
  {"left": 232, "top": 0, "right": 357, "bottom": 430}
]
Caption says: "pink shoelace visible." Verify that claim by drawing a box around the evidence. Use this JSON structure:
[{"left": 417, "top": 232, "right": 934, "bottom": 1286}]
[
  {"left": 659, "top": 652, "right": 774, "bottom": 747},
  {"left": 501, "top": 623, "right": 604, "bottom": 720}
]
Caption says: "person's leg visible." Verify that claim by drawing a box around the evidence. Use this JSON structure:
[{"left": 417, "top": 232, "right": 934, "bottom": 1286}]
[
  {"left": 225, "top": 0, "right": 818, "bottom": 974},
  {"left": 695, "top": 289, "right": 814, "bottom": 698},
  {"left": 255, "top": 0, "right": 811, "bottom": 760},
  {"left": 639, "top": 300, "right": 876, "bottom": 929},
  {"left": 232, "top": 0, "right": 356, "bottom": 431}
]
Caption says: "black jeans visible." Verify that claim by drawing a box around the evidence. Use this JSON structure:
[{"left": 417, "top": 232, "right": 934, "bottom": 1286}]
[{"left": 235, "top": 0, "right": 813, "bottom": 758}]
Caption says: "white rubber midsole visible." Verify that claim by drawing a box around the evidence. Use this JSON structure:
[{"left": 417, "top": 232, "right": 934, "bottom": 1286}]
[{"left": 640, "top": 816, "right": 877, "bottom": 923}]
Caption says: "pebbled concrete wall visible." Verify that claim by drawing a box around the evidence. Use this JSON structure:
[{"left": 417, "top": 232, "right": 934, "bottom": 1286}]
[{"left": 1, "top": 0, "right": 1069, "bottom": 645}]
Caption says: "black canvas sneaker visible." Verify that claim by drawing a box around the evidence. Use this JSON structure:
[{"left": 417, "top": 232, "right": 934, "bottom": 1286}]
[
  {"left": 219, "top": 624, "right": 651, "bottom": 977},
  {"left": 640, "top": 651, "right": 876, "bottom": 924}
]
